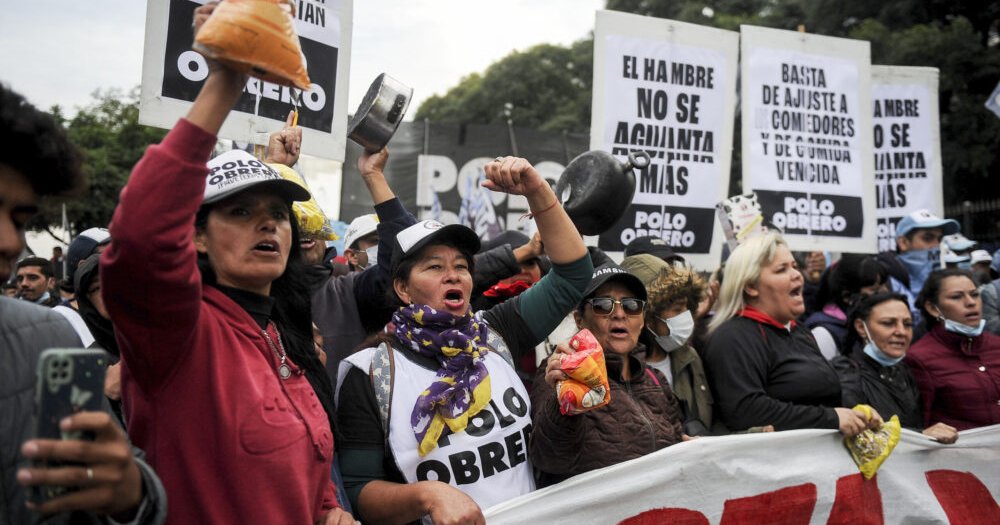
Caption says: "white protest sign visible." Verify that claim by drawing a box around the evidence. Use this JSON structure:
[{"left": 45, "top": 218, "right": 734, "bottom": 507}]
[
  {"left": 591, "top": 11, "right": 738, "bottom": 270},
  {"left": 741, "top": 26, "right": 876, "bottom": 253},
  {"left": 486, "top": 426, "right": 1000, "bottom": 524},
  {"left": 139, "top": 0, "right": 352, "bottom": 161},
  {"left": 872, "top": 66, "right": 943, "bottom": 252}
]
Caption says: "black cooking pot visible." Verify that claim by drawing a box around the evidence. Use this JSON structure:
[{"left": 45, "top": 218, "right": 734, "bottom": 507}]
[
  {"left": 555, "top": 150, "right": 650, "bottom": 235},
  {"left": 347, "top": 73, "right": 413, "bottom": 152}
]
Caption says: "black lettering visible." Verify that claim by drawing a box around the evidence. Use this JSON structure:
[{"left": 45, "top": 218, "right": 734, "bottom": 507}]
[
  {"left": 478, "top": 442, "right": 509, "bottom": 477},
  {"left": 416, "top": 460, "right": 451, "bottom": 483},
  {"left": 637, "top": 88, "right": 669, "bottom": 120},
  {"left": 505, "top": 428, "right": 527, "bottom": 467},
  {"left": 209, "top": 175, "right": 223, "bottom": 185},
  {"left": 465, "top": 406, "right": 495, "bottom": 437},
  {"left": 449, "top": 451, "right": 480, "bottom": 485},
  {"left": 489, "top": 400, "right": 515, "bottom": 429},
  {"left": 503, "top": 388, "right": 528, "bottom": 417}
]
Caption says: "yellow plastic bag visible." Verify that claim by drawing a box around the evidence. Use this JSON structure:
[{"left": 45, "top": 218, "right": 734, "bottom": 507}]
[
  {"left": 268, "top": 163, "right": 338, "bottom": 241},
  {"left": 194, "top": 0, "right": 311, "bottom": 90},
  {"left": 844, "top": 404, "right": 901, "bottom": 479}
]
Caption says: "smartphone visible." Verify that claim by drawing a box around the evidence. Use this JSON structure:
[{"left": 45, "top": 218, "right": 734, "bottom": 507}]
[{"left": 31, "top": 348, "right": 109, "bottom": 503}]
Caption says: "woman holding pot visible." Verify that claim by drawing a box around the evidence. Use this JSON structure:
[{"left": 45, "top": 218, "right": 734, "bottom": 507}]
[
  {"left": 530, "top": 262, "right": 684, "bottom": 487},
  {"left": 101, "top": 4, "right": 354, "bottom": 524},
  {"left": 335, "top": 157, "right": 591, "bottom": 525},
  {"left": 908, "top": 268, "right": 1000, "bottom": 430},
  {"left": 833, "top": 292, "right": 958, "bottom": 443},
  {"left": 703, "top": 233, "right": 882, "bottom": 435}
]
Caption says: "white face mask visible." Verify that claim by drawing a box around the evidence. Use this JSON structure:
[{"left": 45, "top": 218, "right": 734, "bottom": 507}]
[
  {"left": 363, "top": 245, "right": 379, "bottom": 268},
  {"left": 649, "top": 310, "right": 694, "bottom": 352},
  {"left": 932, "top": 305, "right": 985, "bottom": 337}
]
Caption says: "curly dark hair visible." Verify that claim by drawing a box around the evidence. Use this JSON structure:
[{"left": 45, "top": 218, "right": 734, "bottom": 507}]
[{"left": 0, "top": 84, "right": 85, "bottom": 196}]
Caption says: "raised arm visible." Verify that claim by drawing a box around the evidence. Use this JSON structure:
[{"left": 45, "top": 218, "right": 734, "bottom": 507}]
[
  {"left": 481, "top": 158, "right": 593, "bottom": 346},
  {"left": 101, "top": 2, "right": 245, "bottom": 382}
]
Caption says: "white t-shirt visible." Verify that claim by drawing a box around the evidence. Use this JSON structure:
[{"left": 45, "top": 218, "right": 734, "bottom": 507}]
[{"left": 52, "top": 305, "right": 95, "bottom": 347}]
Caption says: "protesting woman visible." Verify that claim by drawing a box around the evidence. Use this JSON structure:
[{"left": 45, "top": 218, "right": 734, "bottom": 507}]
[
  {"left": 833, "top": 293, "right": 958, "bottom": 443},
  {"left": 530, "top": 262, "right": 684, "bottom": 487},
  {"left": 908, "top": 269, "right": 1000, "bottom": 430},
  {"left": 805, "top": 254, "right": 888, "bottom": 360},
  {"left": 702, "top": 233, "right": 882, "bottom": 435},
  {"left": 335, "top": 158, "right": 591, "bottom": 524},
  {"left": 101, "top": 4, "right": 353, "bottom": 524}
]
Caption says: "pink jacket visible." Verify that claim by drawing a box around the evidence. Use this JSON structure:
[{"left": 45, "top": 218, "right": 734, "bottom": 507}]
[{"left": 102, "top": 119, "right": 338, "bottom": 524}]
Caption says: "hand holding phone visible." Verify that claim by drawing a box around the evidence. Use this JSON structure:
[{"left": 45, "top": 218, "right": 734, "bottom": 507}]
[{"left": 18, "top": 349, "right": 143, "bottom": 516}]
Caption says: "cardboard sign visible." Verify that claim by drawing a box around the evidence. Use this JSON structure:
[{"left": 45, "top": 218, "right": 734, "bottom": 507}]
[
  {"left": 591, "top": 11, "right": 738, "bottom": 270},
  {"left": 139, "top": 0, "right": 353, "bottom": 161},
  {"left": 872, "top": 66, "right": 943, "bottom": 252},
  {"left": 741, "top": 25, "right": 877, "bottom": 253}
]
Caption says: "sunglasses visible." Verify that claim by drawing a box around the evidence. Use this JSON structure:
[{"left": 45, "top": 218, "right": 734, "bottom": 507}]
[{"left": 585, "top": 297, "right": 646, "bottom": 317}]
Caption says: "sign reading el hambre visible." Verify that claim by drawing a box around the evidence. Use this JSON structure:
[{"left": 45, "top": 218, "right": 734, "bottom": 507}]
[
  {"left": 591, "top": 10, "right": 738, "bottom": 269},
  {"left": 871, "top": 66, "right": 943, "bottom": 252},
  {"left": 741, "top": 25, "right": 877, "bottom": 253}
]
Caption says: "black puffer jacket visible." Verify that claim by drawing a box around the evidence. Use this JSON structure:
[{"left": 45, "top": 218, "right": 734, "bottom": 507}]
[
  {"left": 529, "top": 349, "right": 683, "bottom": 487},
  {"left": 832, "top": 344, "right": 922, "bottom": 429}
]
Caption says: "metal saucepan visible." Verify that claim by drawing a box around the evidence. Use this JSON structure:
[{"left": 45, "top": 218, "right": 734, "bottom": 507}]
[
  {"left": 347, "top": 73, "right": 413, "bottom": 152},
  {"left": 555, "top": 150, "right": 650, "bottom": 236}
]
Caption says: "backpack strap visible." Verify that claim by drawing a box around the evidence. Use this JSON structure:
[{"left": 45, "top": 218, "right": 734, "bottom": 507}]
[{"left": 368, "top": 341, "right": 395, "bottom": 452}]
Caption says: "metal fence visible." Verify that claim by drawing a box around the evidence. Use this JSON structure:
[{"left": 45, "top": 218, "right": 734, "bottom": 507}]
[{"left": 945, "top": 199, "right": 1000, "bottom": 248}]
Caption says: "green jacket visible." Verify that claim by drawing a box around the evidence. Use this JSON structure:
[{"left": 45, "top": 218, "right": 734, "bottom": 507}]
[{"left": 667, "top": 344, "right": 714, "bottom": 435}]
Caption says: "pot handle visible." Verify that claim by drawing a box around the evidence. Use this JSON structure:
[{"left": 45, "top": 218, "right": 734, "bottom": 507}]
[{"left": 623, "top": 150, "right": 651, "bottom": 172}]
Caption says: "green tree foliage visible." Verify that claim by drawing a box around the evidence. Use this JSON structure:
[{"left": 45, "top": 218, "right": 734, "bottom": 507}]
[
  {"left": 29, "top": 88, "right": 166, "bottom": 238},
  {"left": 414, "top": 40, "right": 594, "bottom": 133}
]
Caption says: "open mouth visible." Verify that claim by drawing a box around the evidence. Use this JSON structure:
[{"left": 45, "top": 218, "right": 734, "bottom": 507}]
[
  {"left": 300, "top": 239, "right": 316, "bottom": 250},
  {"left": 253, "top": 241, "right": 279, "bottom": 254},
  {"left": 443, "top": 289, "right": 464, "bottom": 308},
  {"left": 789, "top": 285, "right": 803, "bottom": 299},
  {"left": 609, "top": 326, "right": 630, "bottom": 337}
]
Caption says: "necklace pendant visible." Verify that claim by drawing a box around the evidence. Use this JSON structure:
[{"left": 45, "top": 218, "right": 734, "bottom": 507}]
[{"left": 278, "top": 364, "right": 292, "bottom": 380}]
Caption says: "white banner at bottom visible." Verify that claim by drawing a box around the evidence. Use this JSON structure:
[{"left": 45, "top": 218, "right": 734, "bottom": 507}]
[{"left": 485, "top": 426, "right": 1000, "bottom": 524}]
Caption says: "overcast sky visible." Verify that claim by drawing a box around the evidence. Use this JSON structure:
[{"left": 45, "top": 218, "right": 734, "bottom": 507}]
[{"left": 1, "top": 0, "right": 605, "bottom": 116}]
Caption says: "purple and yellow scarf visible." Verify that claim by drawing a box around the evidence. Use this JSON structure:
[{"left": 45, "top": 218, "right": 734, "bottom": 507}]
[{"left": 393, "top": 305, "right": 492, "bottom": 456}]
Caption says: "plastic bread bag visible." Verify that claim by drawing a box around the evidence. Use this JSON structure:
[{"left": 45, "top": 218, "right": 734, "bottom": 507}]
[
  {"left": 844, "top": 404, "right": 901, "bottom": 480},
  {"left": 194, "top": 0, "right": 311, "bottom": 90},
  {"left": 267, "top": 163, "right": 338, "bottom": 241},
  {"left": 555, "top": 329, "right": 611, "bottom": 415}
]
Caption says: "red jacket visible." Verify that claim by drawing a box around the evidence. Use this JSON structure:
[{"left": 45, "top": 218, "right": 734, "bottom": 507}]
[
  {"left": 905, "top": 324, "right": 1000, "bottom": 430},
  {"left": 102, "top": 120, "right": 337, "bottom": 524}
]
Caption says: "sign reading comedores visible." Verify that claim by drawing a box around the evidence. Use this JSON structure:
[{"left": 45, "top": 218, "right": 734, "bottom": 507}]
[
  {"left": 741, "top": 25, "right": 876, "bottom": 253},
  {"left": 872, "top": 66, "right": 943, "bottom": 252},
  {"left": 591, "top": 10, "right": 738, "bottom": 269},
  {"left": 139, "top": 0, "right": 353, "bottom": 161}
]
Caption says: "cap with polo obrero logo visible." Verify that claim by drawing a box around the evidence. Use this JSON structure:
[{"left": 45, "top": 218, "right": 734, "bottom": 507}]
[
  {"left": 344, "top": 214, "right": 380, "bottom": 250},
  {"left": 894, "top": 209, "right": 960, "bottom": 238},
  {"left": 203, "top": 150, "right": 310, "bottom": 205},
  {"left": 391, "top": 220, "right": 480, "bottom": 272}
]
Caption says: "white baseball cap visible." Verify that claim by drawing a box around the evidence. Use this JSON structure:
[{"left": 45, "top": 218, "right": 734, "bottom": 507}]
[
  {"left": 343, "top": 214, "right": 380, "bottom": 250},
  {"left": 970, "top": 249, "right": 992, "bottom": 265},
  {"left": 942, "top": 233, "right": 977, "bottom": 252},
  {"left": 203, "top": 150, "right": 309, "bottom": 205},
  {"left": 391, "top": 220, "right": 480, "bottom": 271}
]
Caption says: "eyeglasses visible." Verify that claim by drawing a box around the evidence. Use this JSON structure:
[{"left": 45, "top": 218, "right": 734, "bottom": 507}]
[{"left": 585, "top": 297, "right": 646, "bottom": 317}]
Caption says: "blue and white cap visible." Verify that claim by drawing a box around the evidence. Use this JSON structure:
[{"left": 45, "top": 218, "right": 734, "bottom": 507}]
[{"left": 895, "top": 209, "right": 960, "bottom": 238}]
